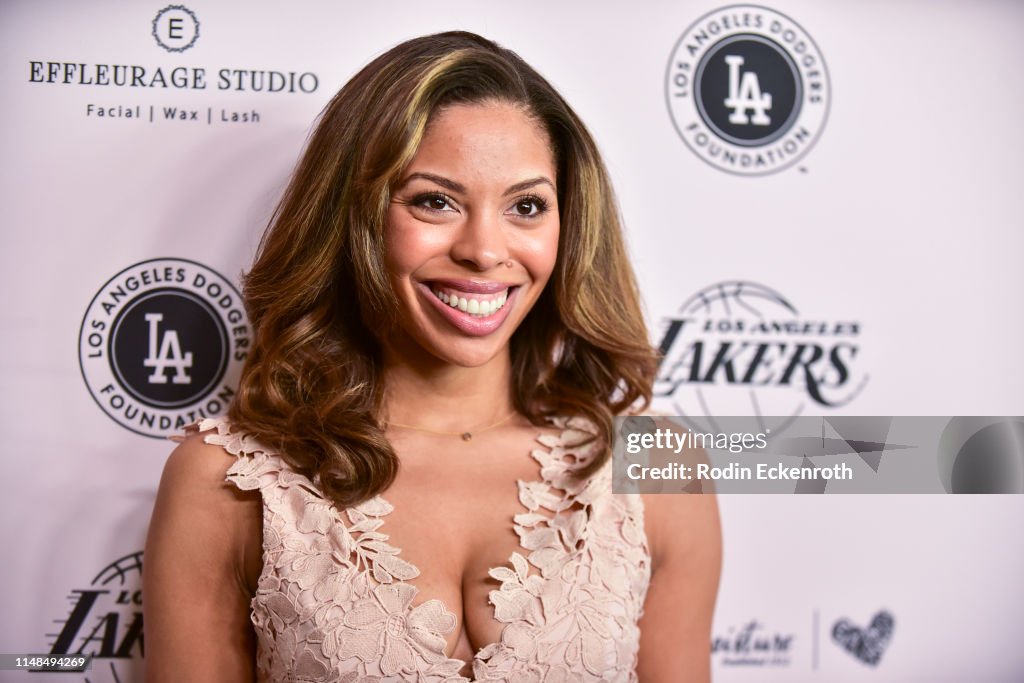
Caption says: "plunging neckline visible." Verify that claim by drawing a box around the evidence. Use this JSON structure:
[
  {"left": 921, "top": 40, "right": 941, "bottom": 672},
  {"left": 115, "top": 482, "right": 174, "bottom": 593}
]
[
  {"left": 199, "top": 417, "right": 606, "bottom": 679},
  {"left": 367, "top": 417, "right": 592, "bottom": 672},
  {"left": 196, "top": 413, "right": 614, "bottom": 680}
]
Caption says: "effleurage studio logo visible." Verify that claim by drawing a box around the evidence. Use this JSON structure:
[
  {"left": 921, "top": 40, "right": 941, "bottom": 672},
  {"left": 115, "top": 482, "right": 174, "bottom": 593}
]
[
  {"left": 79, "top": 258, "right": 250, "bottom": 438},
  {"left": 654, "top": 281, "right": 868, "bottom": 419},
  {"left": 28, "top": 5, "right": 319, "bottom": 125},
  {"left": 152, "top": 5, "right": 200, "bottom": 53},
  {"left": 665, "top": 5, "right": 830, "bottom": 175}
]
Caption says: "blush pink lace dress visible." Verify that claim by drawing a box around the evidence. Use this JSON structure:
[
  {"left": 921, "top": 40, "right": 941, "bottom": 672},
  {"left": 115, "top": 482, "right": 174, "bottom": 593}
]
[{"left": 183, "top": 415, "right": 651, "bottom": 682}]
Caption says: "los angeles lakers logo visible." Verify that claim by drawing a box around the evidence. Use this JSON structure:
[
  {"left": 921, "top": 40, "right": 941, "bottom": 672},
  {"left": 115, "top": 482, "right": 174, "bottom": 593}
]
[
  {"left": 44, "top": 552, "right": 145, "bottom": 682},
  {"left": 666, "top": 5, "right": 831, "bottom": 175},
  {"left": 79, "top": 258, "right": 250, "bottom": 438}
]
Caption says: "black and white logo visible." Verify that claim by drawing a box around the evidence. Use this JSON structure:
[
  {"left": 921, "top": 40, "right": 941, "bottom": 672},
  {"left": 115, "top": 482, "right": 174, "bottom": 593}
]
[
  {"left": 832, "top": 610, "right": 895, "bottom": 666},
  {"left": 666, "top": 5, "right": 830, "bottom": 175},
  {"left": 653, "top": 281, "right": 868, "bottom": 420},
  {"left": 28, "top": 4, "right": 320, "bottom": 103},
  {"left": 152, "top": 5, "right": 200, "bottom": 53},
  {"left": 45, "top": 552, "right": 144, "bottom": 682},
  {"left": 79, "top": 258, "right": 250, "bottom": 438},
  {"left": 713, "top": 619, "right": 794, "bottom": 667}
]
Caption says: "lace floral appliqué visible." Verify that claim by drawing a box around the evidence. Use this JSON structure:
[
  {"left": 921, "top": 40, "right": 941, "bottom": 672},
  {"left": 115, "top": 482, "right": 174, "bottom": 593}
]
[{"left": 184, "top": 415, "right": 650, "bottom": 682}]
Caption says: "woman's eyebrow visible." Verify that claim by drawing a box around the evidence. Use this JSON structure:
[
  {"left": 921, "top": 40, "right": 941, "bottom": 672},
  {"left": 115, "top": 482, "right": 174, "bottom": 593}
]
[
  {"left": 503, "top": 176, "right": 556, "bottom": 195},
  {"left": 400, "top": 172, "right": 465, "bottom": 193},
  {"left": 398, "top": 172, "right": 555, "bottom": 195}
]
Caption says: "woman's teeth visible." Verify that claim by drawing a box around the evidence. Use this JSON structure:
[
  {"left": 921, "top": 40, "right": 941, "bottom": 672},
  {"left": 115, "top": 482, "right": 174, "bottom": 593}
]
[{"left": 431, "top": 287, "right": 509, "bottom": 317}]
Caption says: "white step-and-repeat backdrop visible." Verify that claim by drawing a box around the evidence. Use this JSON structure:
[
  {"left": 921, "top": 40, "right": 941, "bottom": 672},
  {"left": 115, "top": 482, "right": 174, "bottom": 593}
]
[{"left": 2, "top": 1, "right": 1022, "bottom": 681}]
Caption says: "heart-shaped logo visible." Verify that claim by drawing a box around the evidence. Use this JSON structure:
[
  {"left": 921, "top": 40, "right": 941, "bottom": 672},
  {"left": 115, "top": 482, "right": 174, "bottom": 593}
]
[{"left": 832, "top": 610, "right": 894, "bottom": 665}]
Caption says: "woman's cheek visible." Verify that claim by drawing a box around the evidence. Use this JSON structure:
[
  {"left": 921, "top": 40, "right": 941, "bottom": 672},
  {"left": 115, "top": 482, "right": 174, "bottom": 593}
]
[{"left": 519, "top": 223, "right": 560, "bottom": 281}]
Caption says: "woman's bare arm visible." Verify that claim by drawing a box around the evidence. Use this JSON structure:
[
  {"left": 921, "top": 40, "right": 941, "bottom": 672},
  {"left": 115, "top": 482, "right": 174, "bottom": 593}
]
[
  {"left": 635, "top": 450, "right": 723, "bottom": 682},
  {"left": 142, "top": 434, "right": 263, "bottom": 682}
]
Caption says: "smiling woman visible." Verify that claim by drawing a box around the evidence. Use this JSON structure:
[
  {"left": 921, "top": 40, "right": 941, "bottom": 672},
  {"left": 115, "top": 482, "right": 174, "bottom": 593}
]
[
  {"left": 385, "top": 101, "right": 560, "bottom": 358},
  {"left": 143, "top": 30, "right": 721, "bottom": 682}
]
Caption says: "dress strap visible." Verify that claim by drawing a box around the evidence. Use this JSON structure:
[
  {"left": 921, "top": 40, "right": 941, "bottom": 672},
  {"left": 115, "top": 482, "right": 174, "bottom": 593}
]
[{"left": 171, "top": 417, "right": 285, "bottom": 493}]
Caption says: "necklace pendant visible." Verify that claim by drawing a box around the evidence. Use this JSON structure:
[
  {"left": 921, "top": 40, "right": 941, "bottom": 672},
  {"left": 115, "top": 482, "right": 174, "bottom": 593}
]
[{"left": 461, "top": 432, "right": 472, "bottom": 441}]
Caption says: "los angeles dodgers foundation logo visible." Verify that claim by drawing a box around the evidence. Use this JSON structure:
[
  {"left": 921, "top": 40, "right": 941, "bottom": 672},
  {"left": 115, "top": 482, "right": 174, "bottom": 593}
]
[
  {"left": 666, "top": 5, "right": 831, "bottom": 175},
  {"left": 79, "top": 258, "right": 250, "bottom": 438}
]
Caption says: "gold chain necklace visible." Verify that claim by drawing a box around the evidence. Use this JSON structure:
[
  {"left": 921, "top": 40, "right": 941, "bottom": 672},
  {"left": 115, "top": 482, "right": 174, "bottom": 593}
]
[{"left": 385, "top": 409, "right": 518, "bottom": 442}]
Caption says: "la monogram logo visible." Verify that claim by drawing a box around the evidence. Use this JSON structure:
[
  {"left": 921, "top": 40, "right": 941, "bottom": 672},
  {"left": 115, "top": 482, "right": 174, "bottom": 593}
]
[
  {"left": 143, "top": 313, "right": 193, "bottom": 385},
  {"left": 666, "top": 5, "right": 831, "bottom": 175},
  {"left": 79, "top": 258, "right": 250, "bottom": 438},
  {"left": 724, "top": 55, "right": 771, "bottom": 125}
]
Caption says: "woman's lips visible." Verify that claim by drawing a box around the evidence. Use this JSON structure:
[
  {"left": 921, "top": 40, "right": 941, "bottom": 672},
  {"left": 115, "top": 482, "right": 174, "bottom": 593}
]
[
  {"left": 416, "top": 281, "right": 519, "bottom": 336},
  {"left": 427, "top": 278, "right": 511, "bottom": 294}
]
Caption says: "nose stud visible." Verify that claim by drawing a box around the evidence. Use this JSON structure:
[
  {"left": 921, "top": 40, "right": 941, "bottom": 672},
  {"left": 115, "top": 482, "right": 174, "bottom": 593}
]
[{"left": 504, "top": 259, "right": 514, "bottom": 268}]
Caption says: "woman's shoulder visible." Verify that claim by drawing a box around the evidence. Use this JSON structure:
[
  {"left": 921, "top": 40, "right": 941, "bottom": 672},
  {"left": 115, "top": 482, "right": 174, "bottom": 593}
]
[
  {"left": 147, "top": 419, "right": 265, "bottom": 601},
  {"left": 169, "top": 416, "right": 276, "bottom": 461},
  {"left": 159, "top": 422, "right": 239, "bottom": 497},
  {"left": 154, "top": 418, "right": 272, "bottom": 524},
  {"left": 153, "top": 419, "right": 267, "bottom": 565},
  {"left": 166, "top": 417, "right": 287, "bottom": 494}
]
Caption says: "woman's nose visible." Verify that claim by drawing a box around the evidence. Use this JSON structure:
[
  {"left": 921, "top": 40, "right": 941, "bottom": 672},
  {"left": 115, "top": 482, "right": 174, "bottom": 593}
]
[{"left": 449, "top": 209, "right": 509, "bottom": 271}]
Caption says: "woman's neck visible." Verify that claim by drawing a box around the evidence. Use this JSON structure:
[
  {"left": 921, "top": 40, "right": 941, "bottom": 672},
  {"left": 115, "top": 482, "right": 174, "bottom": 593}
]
[{"left": 380, "top": 346, "right": 516, "bottom": 433}]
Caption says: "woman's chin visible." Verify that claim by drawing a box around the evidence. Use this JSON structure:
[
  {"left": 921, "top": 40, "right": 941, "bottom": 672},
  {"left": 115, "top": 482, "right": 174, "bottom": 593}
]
[
  {"left": 427, "top": 341, "right": 509, "bottom": 369},
  {"left": 381, "top": 322, "right": 515, "bottom": 369}
]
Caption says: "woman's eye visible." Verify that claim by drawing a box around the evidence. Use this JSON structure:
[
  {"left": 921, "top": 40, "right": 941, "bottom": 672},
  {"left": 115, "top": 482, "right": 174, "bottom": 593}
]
[
  {"left": 413, "top": 193, "right": 455, "bottom": 212},
  {"left": 510, "top": 196, "right": 547, "bottom": 217}
]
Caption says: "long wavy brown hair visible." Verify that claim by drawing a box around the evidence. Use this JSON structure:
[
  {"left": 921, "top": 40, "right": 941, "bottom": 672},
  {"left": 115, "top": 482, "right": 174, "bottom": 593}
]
[{"left": 228, "top": 31, "right": 658, "bottom": 508}]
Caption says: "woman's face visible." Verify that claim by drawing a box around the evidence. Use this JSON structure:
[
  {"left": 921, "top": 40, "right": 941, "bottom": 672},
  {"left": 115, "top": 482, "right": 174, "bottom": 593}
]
[{"left": 384, "top": 100, "right": 560, "bottom": 368}]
